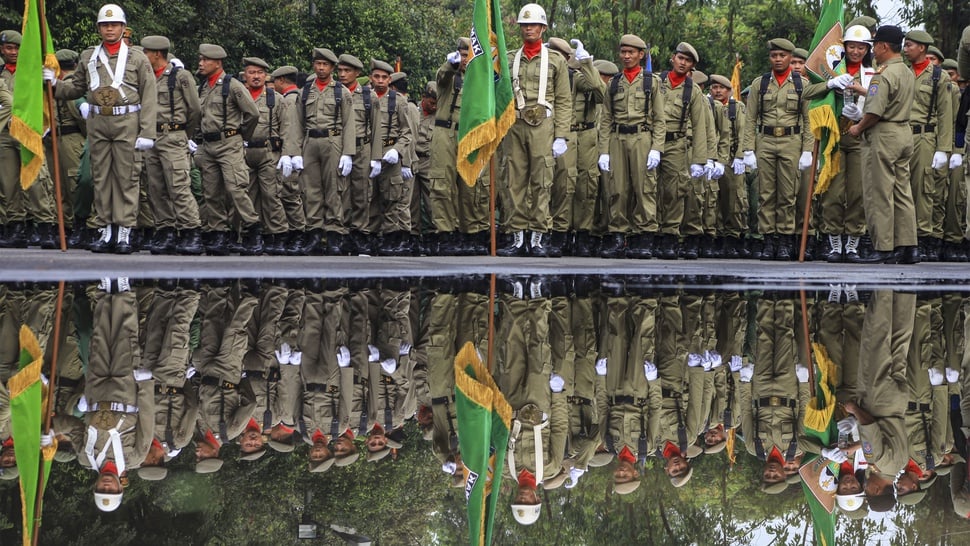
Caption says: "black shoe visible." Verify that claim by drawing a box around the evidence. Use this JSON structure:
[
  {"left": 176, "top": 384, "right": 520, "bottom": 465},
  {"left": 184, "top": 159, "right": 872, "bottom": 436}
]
[
  {"left": 5, "top": 222, "right": 27, "bottom": 248},
  {"left": 545, "top": 232, "right": 566, "bottom": 258},
  {"left": 26, "top": 222, "right": 41, "bottom": 247},
  {"left": 151, "top": 227, "right": 177, "bottom": 255},
  {"left": 627, "top": 233, "right": 654, "bottom": 259},
  {"left": 660, "top": 234, "right": 679, "bottom": 260},
  {"left": 682, "top": 235, "right": 699, "bottom": 260},
  {"left": 573, "top": 231, "right": 593, "bottom": 257},
  {"left": 89, "top": 226, "right": 114, "bottom": 253},
  {"left": 927, "top": 238, "right": 942, "bottom": 262},
  {"left": 264, "top": 233, "right": 287, "bottom": 255},
  {"left": 38, "top": 224, "right": 58, "bottom": 249},
  {"left": 598, "top": 233, "right": 625, "bottom": 259},
  {"left": 896, "top": 245, "right": 920, "bottom": 264},
  {"left": 176, "top": 229, "right": 204, "bottom": 255},
  {"left": 776, "top": 235, "right": 793, "bottom": 261},
  {"left": 206, "top": 231, "right": 230, "bottom": 256},
  {"left": 240, "top": 225, "right": 264, "bottom": 256},
  {"left": 856, "top": 249, "right": 898, "bottom": 264},
  {"left": 721, "top": 237, "right": 740, "bottom": 259},
  {"left": 284, "top": 231, "right": 306, "bottom": 256},
  {"left": 699, "top": 236, "right": 716, "bottom": 259},
  {"left": 760, "top": 235, "right": 776, "bottom": 261}
]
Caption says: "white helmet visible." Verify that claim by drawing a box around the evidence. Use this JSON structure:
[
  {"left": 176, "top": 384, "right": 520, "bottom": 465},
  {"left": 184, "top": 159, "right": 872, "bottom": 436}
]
[
  {"left": 843, "top": 25, "right": 871, "bottom": 44},
  {"left": 836, "top": 493, "right": 864, "bottom": 512},
  {"left": 517, "top": 3, "right": 547, "bottom": 25},
  {"left": 94, "top": 491, "right": 123, "bottom": 512},
  {"left": 511, "top": 503, "right": 541, "bottom": 525},
  {"left": 97, "top": 4, "right": 126, "bottom": 25}
]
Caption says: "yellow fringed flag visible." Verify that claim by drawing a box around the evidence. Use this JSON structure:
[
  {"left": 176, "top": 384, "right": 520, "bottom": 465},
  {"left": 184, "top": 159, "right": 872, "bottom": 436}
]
[
  {"left": 11, "top": 0, "right": 59, "bottom": 190},
  {"left": 805, "top": 0, "right": 845, "bottom": 195},
  {"left": 730, "top": 55, "right": 743, "bottom": 102}
]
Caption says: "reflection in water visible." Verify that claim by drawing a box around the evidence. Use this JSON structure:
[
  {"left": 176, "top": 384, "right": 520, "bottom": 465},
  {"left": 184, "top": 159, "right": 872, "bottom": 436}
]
[{"left": 0, "top": 278, "right": 969, "bottom": 544}]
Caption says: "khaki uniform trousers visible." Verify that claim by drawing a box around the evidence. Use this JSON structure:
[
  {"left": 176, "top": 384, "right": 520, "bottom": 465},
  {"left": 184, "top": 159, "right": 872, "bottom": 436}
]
[
  {"left": 862, "top": 123, "right": 917, "bottom": 251},
  {"left": 500, "top": 118, "right": 554, "bottom": 233},
  {"left": 197, "top": 134, "right": 259, "bottom": 232},
  {"left": 605, "top": 131, "right": 658, "bottom": 234},
  {"left": 302, "top": 135, "right": 345, "bottom": 234},
  {"left": 146, "top": 131, "right": 200, "bottom": 229}
]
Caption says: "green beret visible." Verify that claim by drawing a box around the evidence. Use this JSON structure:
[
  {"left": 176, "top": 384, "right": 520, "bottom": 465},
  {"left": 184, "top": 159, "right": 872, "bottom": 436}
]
[
  {"left": 271, "top": 65, "right": 298, "bottom": 80},
  {"left": 593, "top": 59, "right": 619, "bottom": 75},
  {"left": 692, "top": 70, "right": 708, "bottom": 85},
  {"left": 905, "top": 30, "right": 934, "bottom": 46},
  {"left": 338, "top": 53, "right": 363, "bottom": 70},
  {"left": 709, "top": 74, "right": 732, "bottom": 88},
  {"left": 619, "top": 34, "right": 647, "bottom": 50},
  {"left": 792, "top": 47, "right": 809, "bottom": 60},
  {"left": 55, "top": 49, "right": 79, "bottom": 64},
  {"left": 370, "top": 58, "right": 394, "bottom": 74},
  {"left": 0, "top": 30, "right": 22, "bottom": 45},
  {"left": 846, "top": 15, "right": 878, "bottom": 32},
  {"left": 242, "top": 57, "right": 270, "bottom": 70},
  {"left": 312, "top": 47, "right": 338, "bottom": 64},
  {"left": 390, "top": 71, "right": 407, "bottom": 84},
  {"left": 547, "top": 37, "right": 573, "bottom": 58},
  {"left": 927, "top": 45, "right": 944, "bottom": 59},
  {"left": 198, "top": 43, "right": 227, "bottom": 60},
  {"left": 675, "top": 41, "right": 700, "bottom": 63},
  {"left": 942, "top": 58, "right": 959, "bottom": 70},
  {"left": 768, "top": 38, "right": 796, "bottom": 52},
  {"left": 140, "top": 35, "right": 170, "bottom": 51}
]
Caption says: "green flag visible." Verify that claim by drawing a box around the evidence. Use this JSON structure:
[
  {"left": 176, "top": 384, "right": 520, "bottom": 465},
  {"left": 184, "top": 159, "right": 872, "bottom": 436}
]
[
  {"left": 798, "top": 342, "right": 840, "bottom": 546},
  {"left": 805, "top": 0, "right": 845, "bottom": 195},
  {"left": 455, "top": 342, "right": 511, "bottom": 546},
  {"left": 9, "top": 326, "right": 55, "bottom": 546},
  {"left": 11, "top": 0, "right": 58, "bottom": 190},
  {"left": 456, "top": 0, "right": 514, "bottom": 186}
]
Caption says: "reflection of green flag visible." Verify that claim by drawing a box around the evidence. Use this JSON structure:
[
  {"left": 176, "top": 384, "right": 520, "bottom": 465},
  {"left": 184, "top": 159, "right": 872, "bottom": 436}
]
[
  {"left": 10, "top": 326, "right": 55, "bottom": 546},
  {"left": 799, "top": 342, "right": 840, "bottom": 546},
  {"left": 805, "top": 0, "right": 844, "bottom": 194},
  {"left": 455, "top": 342, "right": 511, "bottom": 546},
  {"left": 800, "top": 455, "right": 837, "bottom": 546},
  {"left": 456, "top": 0, "right": 514, "bottom": 186}
]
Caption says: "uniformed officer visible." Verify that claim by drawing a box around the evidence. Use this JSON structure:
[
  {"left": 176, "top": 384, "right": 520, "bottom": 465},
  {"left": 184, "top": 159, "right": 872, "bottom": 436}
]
[
  {"left": 336, "top": 53, "right": 379, "bottom": 254},
  {"left": 51, "top": 49, "right": 89, "bottom": 248},
  {"left": 193, "top": 43, "right": 261, "bottom": 256},
  {"left": 741, "top": 38, "right": 815, "bottom": 261},
  {"left": 47, "top": 5, "right": 158, "bottom": 254},
  {"left": 0, "top": 30, "right": 26, "bottom": 248},
  {"left": 411, "top": 81, "right": 436, "bottom": 253},
  {"left": 709, "top": 74, "right": 749, "bottom": 257},
  {"left": 695, "top": 70, "right": 729, "bottom": 258},
  {"left": 269, "top": 65, "right": 307, "bottom": 254},
  {"left": 566, "top": 49, "right": 607, "bottom": 258},
  {"left": 847, "top": 25, "right": 919, "bottom": 263},
  {"left": 498, "top": 4, "right": 571, "bottom": 257},
  {"left": 941, "top": 58, "right": 967, "bottom": 261},
  {"left": 596, "top": 34, "right": 665, "bottom": 259}
]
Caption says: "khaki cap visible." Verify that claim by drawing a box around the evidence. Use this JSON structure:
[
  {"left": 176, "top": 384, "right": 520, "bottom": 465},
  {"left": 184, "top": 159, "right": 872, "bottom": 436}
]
[
  {"left": 767, "top": 38, "right": 796, "bottom": 52},
  {"left": 195, "top": 457, "right": 224, "bottom": 473},
  {"left": 547, "top": 37, "right": 573, "bottom": 58},
  {"left": 761, "top": 480, "right": 789, "bottom": 494},
  {"left": 424, "top": 81, "right": 437, "bottom": 98},
  {"left": 703, "top": 438, "right": 727, "bottom": 453},
  {"left": 942, "top": 59, "right": 959, "bottom": 71},
  {"left": 613, "top": 478, "right": 641, "bottom": 495},
  {"left": 905, "top": 30, "right": 934, "bottom": 46},
  {"left": 0, "top": 30, "right": 22, "bottom": 45},
  {"left": 619, "top": 34, "right": 647, "bottom": 50},
  {"left": 338, "top": 53, "right": 363, "bottom": 70},
  {"left": 239, "top": 447, "right": 267, "bottom": 461},
  {"left": 709, "top": 74, "right": 732, "bottom": 88},
  {"left": 309, "top": 457, "right": 336, "bottom": 473},
  {"left": 542, "top": 468, "right": 568, "bottom": 490},
  {"left": 370, "top": 58, "right": 394, "bottom": 74},
  {"left": 457, "top": 37, "right": 472, "bottom": 51},
  {"left": 312, "top": 47, "right": 338, "bottom": 64},
  {"left": 692, "top": 70, "right": 708, "bottom": 85},
  {"left": 242, "top": 57, "right": 270, "bottom": 70},
  {"left": 390, "top": 71, "right": 407, "bottom": 85},
  {"left": 366, "top": 447, "right": 391, "bottom": 462},
  {"left": 593, "top": 59, "right": 619, "bottom": 76},
  {"left": 271, "top": 65, "right": 299, "bottom": 80},
  {"left": 140, "top": 35, "right": 170, "bottom": 51},
  {"left": 670, "top": 465, "right": 694, "bottom": 488},
  {"left": 334, "top": 450, "right": 360, "bottom": 467},
  {"left": 927, "top": 45, "right": 944, "bottom": 59},
  {"left": 268, "top": 438, "right": 296, "bottom": 453},
  {"left": 198, "top": 43, "right": 227, "bottom": 60},
  {"left": 846, "top": 15, "right": 878, "bottom": 32},
  {"left": 792, "top": 47, "right": 809, "bottom": 60},
  {"left": 137, "top": 466, "right": 168, "bottom": 481},
  {"left": 55, "top": 49, "right": 80, "bottom": 64},
  {"left": 675, "top": 41, "right": 699, "bottom": 63}
]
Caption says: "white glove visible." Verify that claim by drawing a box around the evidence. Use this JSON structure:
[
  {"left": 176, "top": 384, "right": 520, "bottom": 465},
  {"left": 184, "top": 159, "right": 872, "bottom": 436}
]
[
  {"left": 701, "top": 354, "right": 714, "bottom": 371},
  {"left": 946, "top": 367, "right": 960, "bottom": 383},
  {"left": 826, "top": 74, "right": 854, "bottom": 90},
  {"left": 571, "top": 39, "right": 591, "bottom": 61},
  {"left": 289, "top": 351, "right": 302, "bottom": 366},
  {"left": 187, "top": 140, "right": 198, "bottom": 154},
  {"left": 337, "top": 345, "right": 351, "bottom": 368},
  {"left": 382, "top": 148, "right": 400, "bottom": 164},
  {"left": 837, "top": 416, "right": 857, "bottom": 437},
  {"left": 841, "top": 102, "right": 862, "bottom": 121},
  {"left": 796, "top": 364, "right": 810, "bottom": 383},
  {"left": 275, "top": 342, "right": 292, "bottom": 365},
  {"left": 798, "top": 151, "right": 813, "bottom": 171},
  {"left": 644, "top": 361, "right": 658, "bottom": 381},
  {"left": 821, "top": 446, "right": 848, "bottom": 463},
  {"left": 549, "top": 373, "right": 565, "bottom": 393},
  {"left": 186, "top": 366, "right": 198, "bottom": 379},
  {"left": 598, "top": 153, "right": 610, "bottom": 172},
  {"left": 338, "top": 154, "right": 353, "bottom": 176},
  {"left": 135, "top": 137, "right": 155, "bottom": 151},
  {"left": 742, "top": 150, "right": 757, "bottom": 170},
  {"left": 43, "top": 67, "right": 56, "bottom": 83},
  {"left": 595, "top": 357, "right": 607, "bottom": 376},
  {"left": 932, "top": 151, "right": 948, "bottom": 170},
  {"left": 401, "top": 167, "right": 414, "bottom": 180},
  {"left": 170, "top": 57, "right": 185, "bottom": 69},
  {"left": 552, "top": 138, "right": 567, "bottom": 158},
  {"left": 369, "top": 160, "right": 382, "bottom": 178},
  {"left": 708, "top": 351, "right": 722, "bottom": 369},
  {"left": 41, "top": 432, "right": 54, "bottom": 447},
  {"left": 133, "top": 368, "right": 153, "bottom": 381},
  {"left": 687, "top": 353, "right": 703, "bottom": 368},
  {"left": 710, "top": 161, "right": 725, "bottom": 180},
  {"left": 704, "top": 159, "right": 715, "bottom": 178},
  {"left": 292, "top": 156, "right": 304, "bottom": 171},
  {"left": 79, "top": 102, "right": 90, "bottom": 119},
  {"left": 399, "top": 343, "right": 412, "bottom": 356},
  {"left": 442, "top": 461, "right": 457, "bottom": 474},
  {"left": 447, "top": 50, "right": 462, "bottom": 65},
  {"left": 276, "top": 156, "right": 294, "bottom": 178},
  {"left": 731, "top": 158, "right": 745, "bottom": 175},
  {"left": 739, "top": 364, "right": 754, "bottom": 382},
  {"left": 77, "top": 396, "right": 89, "bottom": 412},
  {"left": 647, "top": 149, "right": 661, "bottom": 170},
  {"left": 367, "top": 344, "right": 381, "bottom": 363},
  {"left": 730, "top": 355, "right": 743, "bottom": 372},
  {"left": 565, "top": 467, "right": 585, "bottom": 488},
  {"left": 950, "top": 153, "right": 964, "bottom": 170},
  {"left": 689, "top": 164, "right": 706, "bottom": 178},
  {"left": 381, "top": 358, "right": 397, "bottom": 375},
  {"left": 928, "top": 367, "right": 945, "bottom": 386}
]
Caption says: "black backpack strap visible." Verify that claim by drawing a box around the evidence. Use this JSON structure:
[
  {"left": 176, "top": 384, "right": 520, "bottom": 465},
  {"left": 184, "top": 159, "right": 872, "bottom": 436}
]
[
  {"left": 643, "top": 71, "right": 653, "bottom": 117},
  {"left": 301, "top": 82, "right": 313, "bottom": 106},
  {"left": 758, "top": 72, "right": 771, "bottom": 130},
  {"left": 363, "top": 86, "right": 372, "bottom": 135},
  {"left": 679, "top": 76, "right": 693, "bottom": 132},
  {"left": 220, "top": 73, "right": 233, "bottom": 131},
  {"left": 333, "top": 81, "right": 343, "bottom": 130},
  {"left": 728, "top": 98, "right": 738, "bottom": 157},
  {"left": 386, "top": 89, "right": 397, "bottom": 144},
  {"left": 792, "top": 73, "right": 804, "bottom": 130},
  {"left": 449, "top": 73, "right": 463, "bottom": 120},
  {"left": 927, "top": 64, "right": 942, "bottom": 125},
  {"left": 609, "top": 73, "right": 621, "bottom": 102},
  {"left": 167, "top": 65, "right": 180, "bottom": 122}
]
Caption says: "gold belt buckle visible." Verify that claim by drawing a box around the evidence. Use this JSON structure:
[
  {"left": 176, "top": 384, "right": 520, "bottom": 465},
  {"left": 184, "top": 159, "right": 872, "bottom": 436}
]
[
  {"left": 521, "top": 105, "right": 545, "bottom": 126},
  {"left": 769, "top": 395, "right": 781, "bottom": 406},
  {"left": 93, "top": 86, "right": 121, "bottom": 108},
  {"left": 773, "top": 126, "right": 785, "bottom": 137}
]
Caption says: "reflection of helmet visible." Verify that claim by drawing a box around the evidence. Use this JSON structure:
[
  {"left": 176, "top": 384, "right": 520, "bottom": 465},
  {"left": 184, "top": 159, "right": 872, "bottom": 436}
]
[
  {"left": 843, "top": 25, "right": 871, "bottom": 44},
  {"left": 94, "top": 491, "right": 123, "bottom": 512},
  {"left": 97, "top": 4, "right": 127, "bottom": 24},
  {"left": 511, "top": 503, "right": 541, "bottom": 525},
  {"left": 836, "top": 493, "right": 864, "bottom": 512},
  {"left": 517, "top": 4, "right": 547, "bottom": 25}
]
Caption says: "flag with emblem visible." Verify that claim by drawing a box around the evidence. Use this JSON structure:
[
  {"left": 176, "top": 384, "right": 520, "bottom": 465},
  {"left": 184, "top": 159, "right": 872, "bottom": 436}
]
[
  {"left": 805, "top": 0, "right": 845, "bottom": 194},
  {"left": 10, "top": 0, "right": 59, "bottom": 190},
  {"left": 8, "top": 326, "right": 55, "bottom": 546},
  {"left": 456, "top": 0, "right": 514, "bottom": 186},
  {"left": 797, "top": 342, "right": 839, "bottom": 546},
  {"left": 455, "top": 342, "right": 510, "bottom": 546}
]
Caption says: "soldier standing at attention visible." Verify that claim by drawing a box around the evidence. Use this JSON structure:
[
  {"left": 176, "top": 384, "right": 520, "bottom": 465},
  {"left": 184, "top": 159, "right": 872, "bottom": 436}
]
[{"left": 270, "top": 65, "right": 308, "bottom": 254}]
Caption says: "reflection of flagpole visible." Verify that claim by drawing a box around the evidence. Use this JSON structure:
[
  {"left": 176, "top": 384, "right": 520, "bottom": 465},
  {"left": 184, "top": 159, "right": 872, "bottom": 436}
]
[
  {"left": 798, "top": 287, "right": 814, "bottom": 384},
  {"left": 31, "top": 280, "right": 63, "bottom": 546},
  {"left": 487, "top": 274, "right": 496, "bottom": 373}
]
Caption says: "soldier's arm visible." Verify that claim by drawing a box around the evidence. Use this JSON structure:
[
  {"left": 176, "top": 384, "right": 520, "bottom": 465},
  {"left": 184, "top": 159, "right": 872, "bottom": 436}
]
[
  {"left": 801, "top": 80, "right": 829, "bottom": 101},
  {"left": 276, "top": 91, "right": 292, "bottom": 144},
  {"left": 235, "top": 80, "right": 260, "bottom": 141},
  {"left": 53, "top": 58, "right": 88, "bottom": 101},
  {"left": 369, "top": 95, "right": 383, "bottom": 162},
  {"left": 341, "top": 87, "right": 357, "bottom": 157},
  {"left": 393, "top": 99, "right": 414, "bottom": 167},
  {"left": 936, "top": 81, "right": 954, "bottom": 154},
  {"left": 800, "top": 84, "right": 815, "bottom": 152},
  {"left": 552, "top": 57, "right": 572, "bottom": 140},
  {"left": 688, "top": 90, "right": 709, "bottom": 164},
  {"left": 716, "top": 104, "right": 731, "bottom": 163},
  {"left": 960, "top": 25, "right": 970, "bottom": 81},
  {"left": 0, "top": 82, "right": 10, "bottom": 129},
  {"left": 596, "top": 84, "right": 613, "bottom": 154},
  {"left": 650, "top": 76, "right": 667, "bottom": 153},
  {"left": 742, "top": 78, "right": 759, "bottom": 151},
  {"left": 136, "top": 56, "right": 158, "bottom": 140},
  {"left": 574, "top": 58, "right": 603, "bottom": 99},
  {"left": 931, "top": 382, "right": 950, "bottom": 459},
  {"left": 436, "top": 61, "right": 456, "bottom": 95},
  {"left": 702, "top": 97, "right": 717, "bottom": 164},
  {"left": 133, "top": 375, "right": 156, "bottom": 466},
  {"left": 733, "top": 103, "right": 747, "bottom": 159},
  {"left": 180, "top": 70, "right": 202, "bottom": 138}
]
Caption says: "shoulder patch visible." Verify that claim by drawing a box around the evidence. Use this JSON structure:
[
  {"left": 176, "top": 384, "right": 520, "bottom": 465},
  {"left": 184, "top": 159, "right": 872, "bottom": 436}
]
[{"left": 868, "top": 83, "right": 878, "bottom": 97}]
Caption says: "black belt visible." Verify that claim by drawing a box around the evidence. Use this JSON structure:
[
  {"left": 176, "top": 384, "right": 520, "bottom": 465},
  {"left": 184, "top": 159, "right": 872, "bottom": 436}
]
[
  {"left": 306, "top": 382, "right": 339, "bottom": 394},
  {"left": 661, "top": 388, "right": 683, "bottom": 399},
  {"left": 308, "top": 127, "right": 341, "bottom": 138},
  {"left": 202, "top": 128, "right": 240, "bottom": 142},
  {"left": 247, "top": 137, "right": 283, "bottom": 151},
  {"left": 609, "top": 395, "right": 648, "bottom": 406},
  {"left": 58, "top": 126, "right": 82, "bottom": 136},
  {"left": 155, "top": 384, "right": 185, "bottom": 395},
  {"left": 199, "top": 375, "right": 238, "bottom": 390},
  {"left": 382, "top": 137, "right": 397, "bottom": 147},
  {"left": 157, "top": 122, "right": 186, "bottom": 132},
  {"left": 567, "top": 396, "right": 592, "bottom": 406},
  {"left": 907, "top": 402, "right": 931, "bottom": 412},
  {"left": 754, "top": 396, "right": 796, "bottom": 408},
  {"left": 761, "top": 125, "right": 800, "bottom": 137},
  {"left": 665, "top": 131, "right": 687, "bottom": 142},
  {"left": 911, "top": 124, "right": 936, "bottom": 135},
  {"left": 570, "top": 122, "right": 595, "bottom": 132},
  {"left": 431, "top": 395, "right": 455, "bottom": 405},
  {"left": 247, "top": 368, "right": 281, "bottom": 381},
  {"left": 613, "top": 123, "right": 650, "bottom": 135},
  {"left": 435, "top": 119, "right": 458, "bottom": 131},
  {"left": 416, "top": 151, "right": 430, "bottom": 158},
  {"left": 356, "top": 137, "right": 371, "bottom": 146}
]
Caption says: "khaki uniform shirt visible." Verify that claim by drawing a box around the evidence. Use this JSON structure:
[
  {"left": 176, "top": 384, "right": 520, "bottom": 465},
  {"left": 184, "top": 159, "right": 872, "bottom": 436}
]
[
  {"left": 598, "top": 69, "right": 667, "bottom": 153},
  {"left": 372, "top": 89, "right": 414, "bottom": 167},
  {"left": 910, "top": 64, "right": 954, "bottom": 152},
  {"left": 286, "top": 78, "right": 356, "bottom": 157},
  {"left": 198, "top": 72, "right": 258, "bottom": 141},
  {"left": 508, "top": 46, "right": 572, "bottom": 139},
  {"left": 863, "top": 57, "right": 915, "bottom": 123},
  {"left": 155, "top": 64, "right": 201, "bottom": 136},
  {"left": 249, "top": 87, "right": 288, "bottom": 147},
  {"left": 742, "top": 72, "right": 814, "bottom": 153},
  {"left": 660, "top": 74, "right": 711, "bottom": 163}
]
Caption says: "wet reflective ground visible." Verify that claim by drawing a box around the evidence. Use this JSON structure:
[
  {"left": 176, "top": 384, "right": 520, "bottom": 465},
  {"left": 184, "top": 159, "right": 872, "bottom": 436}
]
[{"left": 1, "top": 275, "right": 970, "bottom": 545}]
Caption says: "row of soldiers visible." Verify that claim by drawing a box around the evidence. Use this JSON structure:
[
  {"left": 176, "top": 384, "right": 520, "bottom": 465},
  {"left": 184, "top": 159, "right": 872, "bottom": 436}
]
[{"left": 3, "top": 276, "right": 967, "bottom": 519}]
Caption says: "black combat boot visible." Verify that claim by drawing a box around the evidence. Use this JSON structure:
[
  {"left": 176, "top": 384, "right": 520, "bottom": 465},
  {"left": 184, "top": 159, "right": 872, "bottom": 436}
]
[
  {"left": 598, "top": 233, "right": 625, "bottom": 259},
  {"left": 176, "top": 229, "right": 204, "bottom": 255},
  {"left": 240, "top": 224, "right": 264, "bottom": 256}
]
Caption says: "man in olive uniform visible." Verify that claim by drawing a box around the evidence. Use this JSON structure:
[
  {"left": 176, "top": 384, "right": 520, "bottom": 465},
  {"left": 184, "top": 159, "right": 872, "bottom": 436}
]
[
  {"left": 337, "top": 54, "right": 380, "bottom": 254},
  {"left": 709, "top": 74, "right": 749, "bottom": 257},
  {"left": 52, "top": 49, "right": 89, "bottom": 248},
  {"left": 498, "top": 4, "right": 571, "bottom": 257},
  {"left": 193, "top": 43, "right": 260, "bottom": 256},
  {"left": 269, "top": 66, "right": 307, "bottom": 254},
  {"left": 411, "top": 82, "right": 436, "bottom": 252},
  {"left": 847, "top": 25, "right": 918, "bottom": 263},
  {"left": 941, "top": 58, "right": 967, "bottom": 261},
  {"left": 902, "top": 31, "right": 953, "bottom": 261},
  {"left": 0, "top": 30, "right": 26, "bottom": 248},
  {"left": 596, "top": 34, "right": 666, "bottom": 259},
  {"left": 140, "top": 35, "right": 202, "bottom": 256},
  {"left": 47, "top": 5, "right": 157, "bottom": 255}
]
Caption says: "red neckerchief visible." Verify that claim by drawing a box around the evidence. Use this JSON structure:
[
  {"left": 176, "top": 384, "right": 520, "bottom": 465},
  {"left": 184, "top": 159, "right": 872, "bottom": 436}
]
[
  {"left": 315, "top": 77, "right": 330, "bottom": 91},
  {"left": 343, "top": 427, "right": 355, "bottom": 439},
  {"left": 4, "top": 63, "right": 15, "bottom": 75},
  {"left": 207, "top": 70, "right": 223, "bottom": 88},
  {"left": 624, "top": 66, "right": 641, "bottom": 84},
  {"left": 152, "top": 438, "right": 164, "bottom": 451},
  {"left": 101, "top": 460, "right": 119, "bottom": 476},
  {"left": 279, "top": 84, "right": 297, "bottom": 95},
  {"left": 912, "top": 58, "right": 931, "bottom": 78},
  {"left": 517, "top": 468, "right": 537, "bottom": 489},
  {"left": 375, "top": 88, "right": 387, "bottom": 99},
  {"left": 846, "top": 61, "right": 861, "bottom": 76},
  {"left": 103, "top": 40, "right": 122, "bottom": 56},
  {"left": 618, "top": 445, "right": 636, "bottom": 464},
  {"left": 275, "top": 423, "right": 295, "bottom": 435},
  {"left": 311, "top": 430, "right": 327, "bottom": 444},
  {"left": 905, "top": 458, "right": 923, "bottom": 476},
  {"left": 153, "top": 65, "right": 166, "bottom": 79},
  {"left": 2, "top": 437, "right": 13, "bottom": 448},
  {"left": 204, "top": 429, "right": 222, "bottom": 448},
  {"left": 667, "top": 71, "right": 687, "bottom": 89},
  {"left": 773, "top": 67, "right": 792, "bottom": 88},
  {"left": 346, "top": 82, "right": 358, "bottom": 93},
  {"left": 249, "top": 87, "right": 263, "bottom": 102},
  {"left": 245, "top": 418, "right": 261, "bottom": 433},
  {"left": 839, "top": 460, "right": 853, "bottom": 475},
  {"left": 523, "top": 40, "right": 541, "bottom": 60},
  {"left": 767, "top": 445, "right": 786, "bottom": 465},
  {"left": 370, "top": 423, "right": 385, "bottom": 435},
  {"left": 662, "top": 441, "right": 682, "bottom": 459}
]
